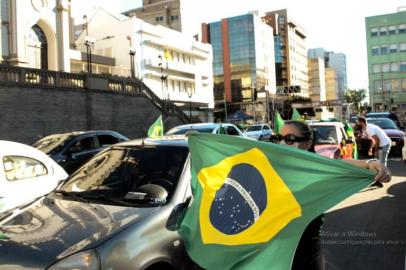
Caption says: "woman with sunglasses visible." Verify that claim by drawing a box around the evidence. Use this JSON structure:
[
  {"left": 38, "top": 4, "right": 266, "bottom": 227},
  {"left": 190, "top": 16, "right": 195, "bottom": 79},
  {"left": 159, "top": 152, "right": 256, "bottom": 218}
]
[{"left": 275, "top": 120, "right": 391, "bottom": 270}]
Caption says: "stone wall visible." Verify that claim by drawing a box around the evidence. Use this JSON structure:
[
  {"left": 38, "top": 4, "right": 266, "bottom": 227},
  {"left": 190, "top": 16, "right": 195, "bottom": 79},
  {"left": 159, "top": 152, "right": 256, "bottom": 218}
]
[{"left": 0, "top": 85, "right": 183, "bottom": 144}]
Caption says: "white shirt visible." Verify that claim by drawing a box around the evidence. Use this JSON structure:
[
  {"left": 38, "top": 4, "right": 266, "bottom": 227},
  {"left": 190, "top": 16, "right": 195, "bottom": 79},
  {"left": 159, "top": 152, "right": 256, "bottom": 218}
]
[{"left": 365, "top": 124, "right": 391, "bottom": 147}]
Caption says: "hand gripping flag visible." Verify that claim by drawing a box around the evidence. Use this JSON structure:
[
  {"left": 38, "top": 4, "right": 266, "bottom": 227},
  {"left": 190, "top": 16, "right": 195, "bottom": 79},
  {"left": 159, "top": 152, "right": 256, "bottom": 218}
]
[
  {"left": 179, "top": 133, "right": 375, "bottom": 270},
  {"left": 147, "top": 115, "right": 163, "bottom": 138}
]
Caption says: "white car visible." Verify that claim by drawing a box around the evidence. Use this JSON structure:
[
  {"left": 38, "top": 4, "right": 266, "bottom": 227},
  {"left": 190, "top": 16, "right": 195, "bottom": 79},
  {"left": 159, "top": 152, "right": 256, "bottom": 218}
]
[
  {"left": 0, "top": 140, "right": 68, "bottom": 214},
  {"left": 244, "top": 124, "right": 273, "bottom": 141},
  {"left": 166, "top": 123, "right": 246, "bottom": 137},
  {"left": 402, "top": 143, "right": 406, "bottom": 165}
]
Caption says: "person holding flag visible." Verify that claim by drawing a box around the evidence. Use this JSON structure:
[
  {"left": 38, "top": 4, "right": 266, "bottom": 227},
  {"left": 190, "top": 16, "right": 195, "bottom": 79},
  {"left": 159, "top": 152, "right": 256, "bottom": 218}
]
[
  {"left": 147, "top": 115, "right": 164, "bottom": 138},
  {"left": 179, "top": 121, "right": 390, "bottom": 270}
]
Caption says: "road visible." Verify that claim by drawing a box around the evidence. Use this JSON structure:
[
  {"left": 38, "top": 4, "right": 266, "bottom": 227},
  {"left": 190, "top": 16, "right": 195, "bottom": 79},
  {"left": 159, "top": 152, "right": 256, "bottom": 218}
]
[{"left": 322, "top": 159, "right": 406, "bottom": 270}]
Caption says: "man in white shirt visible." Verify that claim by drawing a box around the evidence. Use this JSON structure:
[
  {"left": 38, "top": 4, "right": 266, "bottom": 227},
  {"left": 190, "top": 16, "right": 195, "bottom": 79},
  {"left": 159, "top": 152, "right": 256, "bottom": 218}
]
[{"left": 356, "top": 116, "right": 391, "bottom": 188}]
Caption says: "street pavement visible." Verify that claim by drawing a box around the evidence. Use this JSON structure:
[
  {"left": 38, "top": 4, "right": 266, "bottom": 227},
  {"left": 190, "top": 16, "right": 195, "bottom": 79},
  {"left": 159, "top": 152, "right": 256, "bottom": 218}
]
[{"left": 322, "top": 159, "right": 406, "bottom": 270}]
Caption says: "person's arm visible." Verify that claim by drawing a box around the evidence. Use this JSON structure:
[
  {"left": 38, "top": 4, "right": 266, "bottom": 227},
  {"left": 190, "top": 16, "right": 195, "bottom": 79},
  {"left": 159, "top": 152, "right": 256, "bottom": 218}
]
[
  {"left": 368, "top": 135, "right": 380, "bottom": 158},
  {"left": 343, "top": 159, "right": 391, "bottom": 182}
]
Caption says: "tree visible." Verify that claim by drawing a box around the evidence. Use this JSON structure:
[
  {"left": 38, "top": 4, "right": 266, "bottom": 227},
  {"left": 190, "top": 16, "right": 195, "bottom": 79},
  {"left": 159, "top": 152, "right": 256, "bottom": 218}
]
[{"left": 344, "top": 89, "right": 366, "bottom": 114}]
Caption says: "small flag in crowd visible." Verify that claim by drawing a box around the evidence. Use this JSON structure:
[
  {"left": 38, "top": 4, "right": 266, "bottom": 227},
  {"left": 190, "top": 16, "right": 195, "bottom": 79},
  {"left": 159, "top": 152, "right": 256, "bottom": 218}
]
[
  {"left": 273, "top": 111, "right": 285, "bottom": 134},
  {"left": 179, "top": 133, "right": 374, "bottom": 270},
  {"left": 147, "top": 115, "right": 164, "bottom": 138},
  {"left": 291, "top": 108, "right": 302, "bottom": 121}
]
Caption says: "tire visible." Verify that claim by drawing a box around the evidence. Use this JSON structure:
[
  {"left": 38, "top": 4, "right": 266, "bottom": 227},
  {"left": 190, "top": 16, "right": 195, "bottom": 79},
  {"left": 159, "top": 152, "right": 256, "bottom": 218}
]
[{"left": 258, "top": 135, "right": 263, "bottom": 141}]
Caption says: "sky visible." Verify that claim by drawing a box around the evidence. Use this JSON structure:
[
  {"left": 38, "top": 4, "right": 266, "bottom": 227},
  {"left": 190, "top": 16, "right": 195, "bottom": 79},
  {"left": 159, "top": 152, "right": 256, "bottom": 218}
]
[{"left": 71, "top": 0, "right": 406, "bottom": 90}]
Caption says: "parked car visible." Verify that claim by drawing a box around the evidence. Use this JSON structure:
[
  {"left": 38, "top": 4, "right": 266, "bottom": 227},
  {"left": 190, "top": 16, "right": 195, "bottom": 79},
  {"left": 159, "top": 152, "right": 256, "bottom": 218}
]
[
  {"left": 364, "top": 118, "right": 405, "bottom": 156},
  {"left": 366, "top": 112, "right": 402, "bottom": 128},
  {"left": 32, "top": 130, "right": 129, "bottom": 174},
  {"left": 0, "top": 136, "right": 196, "bottom": 270},
  {"left": 244, "top": 124, "right": 273, "bottom": 141},
  {"left": 308, "top": 122, "right": 354, "bottom": 159},
  {"left": 402, "top": 143, "right": 406, "bottom": 165},
  {"left": 166, "top": 123, "right": 246, "bottom": 137},
  {"left": 0, "top": 140, "right": 68, "bottom": 214}
]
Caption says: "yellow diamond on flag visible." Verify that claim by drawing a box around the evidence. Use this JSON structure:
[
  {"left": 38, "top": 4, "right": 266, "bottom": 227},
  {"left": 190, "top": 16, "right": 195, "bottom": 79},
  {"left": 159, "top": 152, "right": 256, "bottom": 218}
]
[{"left": 198, "top": 148, "right": 302, "bottom": 245}]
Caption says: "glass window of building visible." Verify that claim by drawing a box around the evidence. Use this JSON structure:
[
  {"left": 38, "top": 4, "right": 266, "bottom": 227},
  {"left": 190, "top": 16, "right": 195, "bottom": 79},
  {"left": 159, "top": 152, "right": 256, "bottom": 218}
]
[
  {"left": 390, "top": 62, "right": 399, "bottom": 72},
  {"left": 391, "top": 79, "right": 400, "bottom": 91},
  {"left": 373, "top": 80, "right": 381, "bottom": 91},
  {"left": 402, "top": 78, "right": 406, "bottom": 90},
  {"left": 399, "top": 24, "right": 406, "bottom": 34},
  {"left": 372, "top": 64, "right": 381, "bottom": 73},
  {"left": 155, "top": 16, "right": 164, "bottom": 22},
  {"left": 372, "top": 46, "right": 380, "bottom": 55},
  {"left": 379, "top": 26, "right": 388, "bottom": 36},
  {"left": 400, "top": 62, "right": 406, "bottom": 71},
  {"left": 171, "top": 15, "right": 178, "bottom": 21},
  {"left": 370, "top": 27, "right": 379, "bottom": 37},
  {"left": 380, "top": 46, "right": 388, "bottom": 54},
  {"left": 388, "top": 25, "right": 397, "bottom": 35},
  {"left": 400, "top": 43, "right": 406, "bottom": 52},
  {"left": 384, "top": 79, "right": 391, "bottom": 90},
  {"left": 382, "top": 63, "right": 390, "bottom": 72},
  {"left": 389, "top": 44, "right": 398, "bottom": 53}
]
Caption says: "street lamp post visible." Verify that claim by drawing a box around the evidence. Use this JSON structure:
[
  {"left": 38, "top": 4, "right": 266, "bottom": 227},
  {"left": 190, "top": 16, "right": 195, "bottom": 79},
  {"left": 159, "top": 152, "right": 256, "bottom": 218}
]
[
  {"left": 187, "top": 88, "right": 192, "bottom": 123},
  {"left": 127, "top": 36, "right": 136, "bottom": 78},
  {"left": 83, "top": 15, "right": 95, "bottom": 74}
]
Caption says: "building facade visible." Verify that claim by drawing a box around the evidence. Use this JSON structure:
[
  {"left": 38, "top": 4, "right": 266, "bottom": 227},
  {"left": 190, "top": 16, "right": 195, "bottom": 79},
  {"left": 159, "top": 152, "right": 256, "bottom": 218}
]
[
  {"left": 366, "top": 9, "right": 406, "bottom": 114},
  {"left": 0, "top": 0, "right": 73, "bottom": 71},
  {"left": 263, "top": 9, "right": 309, "bottom": 97},
  {"left": 122, "top": 0, "right": 200, "bottom": 38},
  {"left": 308, "top": 58, "right": 326, "bottom": 102},
  {"left": 76, "top": 8, "right": 214, "bottom": 121},
  {"left": 202, "top": 12, "right": 276, "bottom": 122},
  {"left": 308, "top": 48, "right": 347, "bottom": 100}
]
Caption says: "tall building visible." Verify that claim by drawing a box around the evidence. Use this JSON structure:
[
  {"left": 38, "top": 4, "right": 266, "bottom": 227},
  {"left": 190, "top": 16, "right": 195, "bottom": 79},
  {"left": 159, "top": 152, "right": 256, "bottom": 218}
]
[
  {"left": 308, "top": 58, "right": 326, "bottom": 102},
  {"left": 0, "top": 0, "right": 74, "bottom": 71},
  {"left": 201, "top": 12, "right": 276, "bottom": 122},
  {"left": 308, "top": 48, "right": 347, "bottom": 100},
  {"left": 325, "top": 68, "right": 339, "bottom": 101},
  {"left": 122, "top": 0, "right": 200, "bottom": 38},
  {"left": 263, "top": 9, "right": 309, "bottom": 97},
  {"left": 366, "top": 9, "right": 406, "bottom": 114},
  {"left": 76, "top": 8, "right": 214, "bottom": 121}
]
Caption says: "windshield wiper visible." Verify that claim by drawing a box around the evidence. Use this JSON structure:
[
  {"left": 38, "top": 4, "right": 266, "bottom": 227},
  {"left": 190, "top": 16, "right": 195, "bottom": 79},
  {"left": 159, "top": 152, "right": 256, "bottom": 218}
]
[{"left": 53, "top": 190, "right": 91, "bottom": 203}]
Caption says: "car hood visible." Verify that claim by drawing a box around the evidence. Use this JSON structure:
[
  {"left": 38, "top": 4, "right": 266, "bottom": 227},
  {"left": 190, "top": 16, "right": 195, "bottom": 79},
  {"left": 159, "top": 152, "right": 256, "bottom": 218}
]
[
  {"left": 0, "top": 196, "right": 160, "bottom": 269},
  {"left": 383, "top": 129, "right": 405, "bottom": 137}
]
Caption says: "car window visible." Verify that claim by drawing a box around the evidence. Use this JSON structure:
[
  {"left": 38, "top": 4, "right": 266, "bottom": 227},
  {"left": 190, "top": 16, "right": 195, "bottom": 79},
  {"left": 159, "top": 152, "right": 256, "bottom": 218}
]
[
  {"left": 166, "top": 127, "right": 214, "bottom": 135},
  {"left": 367, "top": 119, "right": 397, "bottom": 129},
  {"left": 264, "top": 125, "right": 270, "bottom": 130},
  {"left": 247, "top": 126, "right": 262, "bottom": 132},
  {"left": 3, "top": 156, "right": 48, "bottom": 181},
  {"left": 61, "top": 146, "right": 189, "bottom": 204},
  {"left": 67, "top": 136, "right": 96, "bottom": 153},
  {"left": 226, "top": 126, "right": 240, "bottom": 136},
  {"left": 97, "top": 134, "right": 119, "bottom": 147},
  {"left": 32, "top": 134, "right": 74, "bottom": 155},
  {"left": 312, "top": 126, "right": 338, "bottom": 144}
]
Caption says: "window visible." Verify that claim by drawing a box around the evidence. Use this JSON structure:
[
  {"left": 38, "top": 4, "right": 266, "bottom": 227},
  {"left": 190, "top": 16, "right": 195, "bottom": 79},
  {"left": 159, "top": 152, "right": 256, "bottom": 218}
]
[
  {"left": 370, "top": 27, "right": 379, "bottom": 37},
  {"left": 390, "top": 62, "right": 399, "bottom": 72},
  {"left": 402, "top": 78, "right": 406, "bottom": 90},
  {"left": 97, "top": 135, "right": 119, "bottom": 147},
  {"left": 171, "top": 15, "right": 178, "bottom": 21},
  {"left": 389, "top": 44, "right": 397, "bottom": 53},
  {"left": 391, "top": 79, "right": 400, "bottom": 91},
  {"left": 382, "top": 63, "right": 390, "bottom": 72},
  {"left": 399, "top": 24, "right": 406, "bottom": 34},
  {"left": 400, "top": 62, "right": 406, "bottom": 71},
  {"left": 226, "top": 126, "right": 240, "bottom": 136},
  {"left": 3, "top": 156, "right": 48, "bottom": 181},
  {"left": 67, "top": 137, "right": 95, "bottom": 154},
  {"left": 400, "top": 43, "right": 406, "bottom": 52},
  {"left": 372, "top": 46, "right": 379, "bottom": 55},
  {"left": 372, "top": 64, "right": 381, "bottom": 73},
  {"left": 379, "top": 26, "right": 387, "bottom": 36},
  {"left": 380, "top": 46, "right": 388, "bottom": 54},
  {"left": 389, "top": 25, "right": 397, "bottom": 35},
  {"left": 155, "top": 16, "right": 164, "bottom": 22}
]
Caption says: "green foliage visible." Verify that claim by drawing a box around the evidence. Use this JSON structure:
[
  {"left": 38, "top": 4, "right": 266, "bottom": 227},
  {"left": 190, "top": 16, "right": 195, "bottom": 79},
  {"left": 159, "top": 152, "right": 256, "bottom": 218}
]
[{"left": 344, "top": 89, "right": 366, "bottom": 113}]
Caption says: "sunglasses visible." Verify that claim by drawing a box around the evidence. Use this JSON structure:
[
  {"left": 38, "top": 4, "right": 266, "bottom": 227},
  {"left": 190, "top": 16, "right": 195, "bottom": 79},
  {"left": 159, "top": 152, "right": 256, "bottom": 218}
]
[{"left": 272, "top": 134, "right": 310, "bottom": 145}]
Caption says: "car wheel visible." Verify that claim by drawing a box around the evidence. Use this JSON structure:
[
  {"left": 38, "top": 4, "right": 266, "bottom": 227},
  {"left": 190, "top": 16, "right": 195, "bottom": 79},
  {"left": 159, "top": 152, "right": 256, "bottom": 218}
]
[{"left": 258, "top": 135, "right": 263, "bottom": 141}]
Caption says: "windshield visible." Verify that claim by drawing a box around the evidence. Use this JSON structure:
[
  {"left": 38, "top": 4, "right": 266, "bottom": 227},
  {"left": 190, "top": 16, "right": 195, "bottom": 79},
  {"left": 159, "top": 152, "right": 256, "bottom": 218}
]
[
  {"left": 312, "top": 126, "right": 338, "bottom": 144},
  {"left": 32, "top": 134, "right": 74, "bottom": 155},
  {"left": 57, "top": 146, "right": 188, "bottom": 206},
  {"left": 166, "top": 127, "right": 214, "bottom": 135},
  {"left": 367, "top": 119, "right": 397, "bottom": 129},
  {"left": 247, "top": 126, "right": 262, "bottom": 132}
]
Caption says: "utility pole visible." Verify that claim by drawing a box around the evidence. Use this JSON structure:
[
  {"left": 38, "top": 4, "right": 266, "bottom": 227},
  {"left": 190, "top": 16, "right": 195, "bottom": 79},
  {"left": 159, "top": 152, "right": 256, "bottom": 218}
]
[{"left": 381, "top": 69, "right": 384, "bottom": 111}]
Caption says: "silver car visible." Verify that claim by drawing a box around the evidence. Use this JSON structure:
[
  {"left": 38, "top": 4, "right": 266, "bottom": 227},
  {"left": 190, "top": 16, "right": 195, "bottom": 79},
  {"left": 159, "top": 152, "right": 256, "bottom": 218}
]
[
  {"left": 166, "top": 123, "right": 245, "bottom": 137},
  {"left": 0, "top": 136, "right": 199, "bottom": 270}
]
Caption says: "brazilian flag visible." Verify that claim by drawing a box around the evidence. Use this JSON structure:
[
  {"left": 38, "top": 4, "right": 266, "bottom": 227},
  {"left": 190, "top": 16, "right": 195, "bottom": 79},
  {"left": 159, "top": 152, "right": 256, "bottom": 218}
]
[
  {"left": 147, "top": 115, "right": 164, "bottom": 138},
  {"left": 179, "top": 133, "right": 375, "bottom": 270},
  {"left": 273, "top": 111, "right": 284, "bottom": 134},
  {"left": 291, "top": 108, "right": 302, "bottom": 121}
]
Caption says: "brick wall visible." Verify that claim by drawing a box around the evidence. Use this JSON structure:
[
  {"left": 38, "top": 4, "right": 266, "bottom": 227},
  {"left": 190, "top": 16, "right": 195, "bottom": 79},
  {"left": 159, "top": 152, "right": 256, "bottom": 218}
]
[{"left": 0, "top": 85, "right": 183, "bottom": 144}]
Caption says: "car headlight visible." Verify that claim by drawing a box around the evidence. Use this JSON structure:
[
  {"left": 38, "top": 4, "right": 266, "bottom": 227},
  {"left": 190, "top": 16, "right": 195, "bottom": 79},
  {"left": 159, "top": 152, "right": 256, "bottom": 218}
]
[{"left": 47, "top": 250, "right": 100, "bottom": 270}]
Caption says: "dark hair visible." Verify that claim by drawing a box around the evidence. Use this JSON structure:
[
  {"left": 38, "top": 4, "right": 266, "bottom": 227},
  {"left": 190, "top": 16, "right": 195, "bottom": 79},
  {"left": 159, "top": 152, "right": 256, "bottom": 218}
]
[
  {"left": 357, "top": 116, "right": 366, "bottom": 124},
  {"left": 284, "top": 120, "right": 315, "bottom": 153}
]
